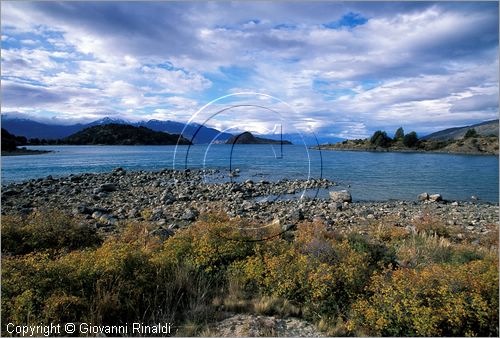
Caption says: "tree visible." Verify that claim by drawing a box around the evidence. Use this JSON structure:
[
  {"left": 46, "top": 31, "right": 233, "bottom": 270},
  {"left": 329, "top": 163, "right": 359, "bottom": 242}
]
[
  {"left": 1, "top": 129, "right": 17, "bottom": 151},
  {"left": 394, "top": 127, "right": 405, "bottom": 141},
  {"left": 403, "top": 131, "right": 418, "bottom": 148},
  {"left": 464, "top": 128, "right": 478, "bottom": 139},
  {"left": 370, "top": 130, "right": 392, "bottom": 148}
]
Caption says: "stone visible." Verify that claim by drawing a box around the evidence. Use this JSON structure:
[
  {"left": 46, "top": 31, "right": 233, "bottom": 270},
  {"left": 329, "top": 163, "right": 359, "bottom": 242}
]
[
  {"left": 429, "top": 194, "right": 442, "bottom": 202},
  {"left": 289, "top": 209, "right": 304, "bottom": 222},
  {"left": 92, "top": 211, "right": 103, "bottom": 219},
  {"left": 418, "top": 192, "right": 429, "bottom": 201},
  {"left": 160, "top": 190, "right": 175, "bottom": 204},
  {"left": 128, "top": 209, "right": 140, "bottom": 218},
  {"left": 181, "top": 208, "right": 198, "bottom": 221},
  {"left": 329, "top": 190, "right": 352, "bottom": 203},
  {"left": 100, "top": 214, "right": 117, "bottom": 226},
  {"left": 149, "top": 228, "right": 174, "bottom": 241},
  {"left": 451, "top": 201, "right": 459, "bottom": 206},
  {"left": 74, "top": 204, "right": 92, "bottom": 215},
  {"left": 100, "top": 183, "right": 117, "bottom": 192},
  {"left": 329, "top": 202, "right": 342, "bottom": 211},
  {"left": 2, "top": 189, "right": 19, "bottom": 197},
  {"left": 241, "top": 201, "right": 253, "bottom": 211},
  {"left": 282, "top": 223, "right": 295, "bottom": 232}
]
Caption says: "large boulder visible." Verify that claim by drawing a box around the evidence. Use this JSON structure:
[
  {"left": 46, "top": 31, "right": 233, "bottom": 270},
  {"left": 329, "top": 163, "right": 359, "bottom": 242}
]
[
  {"left": 418, "top": 192, "right": 429, "bottom": 201},
  {"left": 329, "top": 190, "right": 352, "bottom": 203},
  {"left": 429, "top": 194, "right": 442, "bottom": 202}
]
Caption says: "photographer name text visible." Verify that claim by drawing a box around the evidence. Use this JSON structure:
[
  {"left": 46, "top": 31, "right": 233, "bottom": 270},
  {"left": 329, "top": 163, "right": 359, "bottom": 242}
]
[{"left": 6, "top": 322, "right": 173, "bottom": 336}]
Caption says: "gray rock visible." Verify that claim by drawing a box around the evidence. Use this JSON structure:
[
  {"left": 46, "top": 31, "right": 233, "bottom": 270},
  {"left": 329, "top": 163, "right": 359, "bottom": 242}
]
[
  {"left": 282, "top": 223, "right": 295, "bottom": 232},
  {"left": 241, "top": 201, "right": 253, "bottom": 211},
  {"left": 329, "top": 202, "right": 342, "bottom": 211},
  {"left": 429, "top": 194, "right": 442, "bottom": 202},
  {"left": 100, "top": 214, "right": 117, "bottom": 226},
  {"left": 74, "top": 204, "right": 92, "bottom": 215},
  {"left": 181, "top": 208, "right": 198, "bottom": 221},
  {"left": 99, "top": 183, "right": 117, "bottom": 192},
  {"left": 2, "top": 189, "right": 20, "bottom": 197},
  {"left": 418, "top": 192, "right": 429, "bottom": 201},
  {"left": 289, "top": 209, "right": 304, "bottom": 222},
  {"left": 329, "top": 190, "right": 352, "bottom": 203},
  {"left": 92, "top": 211, "right": 103, "bottom": 219},
  {"left": 149, "top": 228, "right": 173, "bottom": 242}
]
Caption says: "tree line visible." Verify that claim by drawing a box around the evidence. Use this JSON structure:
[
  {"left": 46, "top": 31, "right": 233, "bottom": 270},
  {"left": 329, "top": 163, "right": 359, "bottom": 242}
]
[{"left": 369, "top": 127, "right": 419, "bottom": 148}]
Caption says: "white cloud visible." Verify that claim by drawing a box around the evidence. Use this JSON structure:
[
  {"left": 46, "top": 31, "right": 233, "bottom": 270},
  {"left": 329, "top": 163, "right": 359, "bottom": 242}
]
[{"left": 0, "top": 2, "right": 497, "bottom": 137}]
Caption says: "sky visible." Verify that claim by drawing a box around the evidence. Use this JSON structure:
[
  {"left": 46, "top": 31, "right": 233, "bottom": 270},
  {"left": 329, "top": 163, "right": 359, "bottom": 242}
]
[{"left": 1, "top": 1, "right": 498, "bottom": 139}]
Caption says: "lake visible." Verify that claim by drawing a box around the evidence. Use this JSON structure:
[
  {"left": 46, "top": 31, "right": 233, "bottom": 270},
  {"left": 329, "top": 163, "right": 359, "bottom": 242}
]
[{"left": 1, "top": 145, "right": 498, "bottom": 202}]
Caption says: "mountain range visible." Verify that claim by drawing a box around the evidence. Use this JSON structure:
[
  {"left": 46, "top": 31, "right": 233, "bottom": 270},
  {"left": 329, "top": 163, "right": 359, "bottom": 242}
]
[
  {"left": 421, "top": 119, "right": 499, "bottom": 141},
  {"left": 1, "top": 115, "right": 341, "bottom": 145},
  {"left": 2, "top": 115, "right": 498, "bottom": 145},
  {"left": 0, "top": 116, "right": 233, "bottom": 144}
]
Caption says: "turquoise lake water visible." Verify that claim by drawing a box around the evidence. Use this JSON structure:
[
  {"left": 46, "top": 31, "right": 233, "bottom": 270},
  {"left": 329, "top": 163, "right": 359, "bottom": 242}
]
[{"left": 1, "top": 145, "right": 498, "bottom": 202}]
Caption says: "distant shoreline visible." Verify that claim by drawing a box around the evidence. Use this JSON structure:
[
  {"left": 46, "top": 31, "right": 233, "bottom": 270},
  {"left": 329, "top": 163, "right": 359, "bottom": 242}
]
[
  {"left": 1, "top": 148, "right": 52, "bottom": 156},
  {"left": 312, "top": 145, "right": 499, "bottom": 156}
]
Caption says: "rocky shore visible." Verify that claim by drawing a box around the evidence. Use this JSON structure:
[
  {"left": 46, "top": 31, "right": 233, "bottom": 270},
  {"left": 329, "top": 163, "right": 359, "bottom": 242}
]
[{"left": 2, "top": 168, "right": 498, "bottom": 239}]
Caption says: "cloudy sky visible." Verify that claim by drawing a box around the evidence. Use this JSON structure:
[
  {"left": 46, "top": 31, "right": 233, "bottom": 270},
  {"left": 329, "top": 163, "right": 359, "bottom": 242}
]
[{"left": 1, "top": 1, "right": 498, "bottom": 139}]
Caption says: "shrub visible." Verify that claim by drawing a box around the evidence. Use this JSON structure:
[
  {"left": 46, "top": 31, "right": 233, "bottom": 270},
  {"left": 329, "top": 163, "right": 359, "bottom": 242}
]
[
  {"left": 349, "top": 257, "right": 499, "bottom": 336},
  {"left": 395, "top": 233, "right": 487, "bottom": 268},
  {"left": 230, "top": 222, "right": 380, "bottom": 320},
  {"left": 1, "top": 210, "right": 498, "bottom": 337},
  {"left": 159, "top": 213, "right": 257, "bottom": 274},
  {"left": 1, "top": 219, "right": 221, "bottom": 333},
  {"left": 1, "top": 212, "right": 101, "bottom": 255}
]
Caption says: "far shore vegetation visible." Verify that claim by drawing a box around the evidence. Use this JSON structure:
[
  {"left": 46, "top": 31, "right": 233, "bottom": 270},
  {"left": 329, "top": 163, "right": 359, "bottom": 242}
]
[
  {"left": 1, "top": 128, "right": 51, "bottom": 156},
  {"left": 318, "top": 127, "right": 499, "bottom": 155}
]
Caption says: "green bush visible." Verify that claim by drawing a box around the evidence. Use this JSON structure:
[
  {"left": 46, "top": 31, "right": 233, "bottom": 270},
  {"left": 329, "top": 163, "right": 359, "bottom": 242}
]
[{"left": 1, "top": 212, "right": 101, "bottom": 255}]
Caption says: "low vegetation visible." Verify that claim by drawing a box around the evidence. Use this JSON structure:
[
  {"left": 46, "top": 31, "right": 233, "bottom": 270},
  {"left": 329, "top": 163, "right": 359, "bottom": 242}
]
[
  {"left": 322, "top": 126, "right": 499, "bottom": 155},
  {"left": 2, "top": 210, "right": 498, "bottom": 336}
]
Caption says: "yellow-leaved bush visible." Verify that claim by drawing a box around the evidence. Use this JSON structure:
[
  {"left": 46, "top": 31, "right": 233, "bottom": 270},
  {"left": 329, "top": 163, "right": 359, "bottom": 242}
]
[
  {"left": 1, "top": 210, "right": 498, "bottom": 337},
  {"left": 349, "top": 256, "right": 498, "bottom": 336}
]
